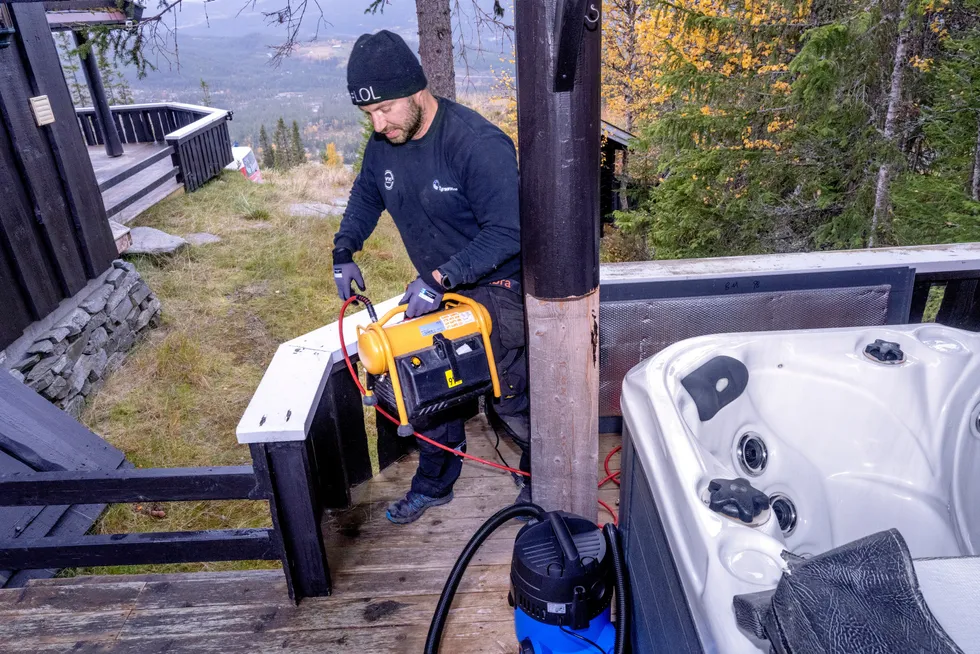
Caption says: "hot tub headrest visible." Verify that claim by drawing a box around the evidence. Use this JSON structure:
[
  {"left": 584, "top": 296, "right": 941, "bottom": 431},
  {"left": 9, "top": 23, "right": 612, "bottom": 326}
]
[
  {"left": 680, "top": 355, "right": 749, "bottom": 421},
  {"left": 733, "top": 529, "right": 963, "bottom": 654}
]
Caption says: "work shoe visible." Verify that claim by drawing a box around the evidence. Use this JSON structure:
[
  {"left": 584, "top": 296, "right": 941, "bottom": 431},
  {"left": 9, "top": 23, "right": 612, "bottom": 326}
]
[{"left": 386, "top": 490, "right": 454, "bottom": 524}]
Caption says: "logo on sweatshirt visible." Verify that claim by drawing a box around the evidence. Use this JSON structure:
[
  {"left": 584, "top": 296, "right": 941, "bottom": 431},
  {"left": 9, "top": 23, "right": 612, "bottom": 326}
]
[
  {"left": 432, "top": 179, "right": 458, "bottom": 193},
  {"left": 384, "top": 170, "right": 394, "bottom": 190}
]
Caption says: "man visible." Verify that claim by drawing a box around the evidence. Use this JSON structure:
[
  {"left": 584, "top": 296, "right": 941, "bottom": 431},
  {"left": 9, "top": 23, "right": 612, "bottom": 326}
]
[{"left": 332, "top": 30, "right": 530, "bottom": 524}]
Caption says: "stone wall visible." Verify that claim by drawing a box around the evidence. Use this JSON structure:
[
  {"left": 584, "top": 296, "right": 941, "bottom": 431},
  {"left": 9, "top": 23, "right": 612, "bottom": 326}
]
[{"left": 7, "top": 260, "right": 161, "bottom": 418}]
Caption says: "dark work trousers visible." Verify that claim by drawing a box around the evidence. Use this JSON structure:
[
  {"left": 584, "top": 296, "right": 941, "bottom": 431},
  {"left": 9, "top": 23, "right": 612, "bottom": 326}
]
[{"left": 410, "top": 281, "right": 530, "bottom": 498}]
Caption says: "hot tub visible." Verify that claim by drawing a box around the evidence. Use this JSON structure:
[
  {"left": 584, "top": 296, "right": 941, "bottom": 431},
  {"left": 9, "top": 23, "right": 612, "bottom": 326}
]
[{"left": 618, "top": 324, "right": 980, "bottom": 653}]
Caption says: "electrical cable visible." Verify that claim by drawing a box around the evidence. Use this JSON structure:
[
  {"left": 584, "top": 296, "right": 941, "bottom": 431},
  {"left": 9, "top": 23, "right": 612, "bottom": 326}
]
[
  {"left": 492, "top": 428, "right": 513, "bottom": 470},
  {"left": 558, "top": 625, "right": 608, "bottom": 653}
]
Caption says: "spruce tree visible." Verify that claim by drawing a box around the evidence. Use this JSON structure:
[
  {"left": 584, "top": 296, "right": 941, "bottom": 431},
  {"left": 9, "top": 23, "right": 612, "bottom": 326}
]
[
  {"left": 258, "top": 125, "right": 274, "bottom": 170},
  {"left": 200, "top": 79, "right": 213, "bottom": 107},
  {"left": 273, "top": 117, "right": 290, "bottom": 170},
  {"left": 290, "top": 120, "right": 305, "bottom": 167}
]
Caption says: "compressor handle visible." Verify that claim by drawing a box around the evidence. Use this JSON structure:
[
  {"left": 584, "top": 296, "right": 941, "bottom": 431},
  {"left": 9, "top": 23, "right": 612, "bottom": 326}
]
[{"left": 550, "top": 513, "right": 581, "bottom": 566}]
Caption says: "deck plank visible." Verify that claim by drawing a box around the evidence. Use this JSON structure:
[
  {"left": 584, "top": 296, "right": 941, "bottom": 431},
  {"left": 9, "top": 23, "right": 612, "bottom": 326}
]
[
  {"left": 0, "top": 581, "right": 144, "bottom": 613},
  {"left": 87, "top": 144, "right": 169, "bottom": 187},
  {"left": 107, "top": 622, "right": 517, "bottom": 653},
  {"left": 0, "top": 608, "right": 131, "bottom": 643}
]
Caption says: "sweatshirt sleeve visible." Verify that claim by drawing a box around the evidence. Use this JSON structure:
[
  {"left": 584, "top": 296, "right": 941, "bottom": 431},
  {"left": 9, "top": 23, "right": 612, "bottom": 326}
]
[
  {"left": 333, "top": 140, "right": 384, "bottom": 255},
  {"left": 437, "top": 132, "right": 521, "bottom": 287}
]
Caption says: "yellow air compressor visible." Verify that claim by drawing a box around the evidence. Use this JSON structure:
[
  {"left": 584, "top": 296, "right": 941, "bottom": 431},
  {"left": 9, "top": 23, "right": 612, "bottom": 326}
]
[{"left": 356, "top": 293, "right": 501, "bottom": 437}]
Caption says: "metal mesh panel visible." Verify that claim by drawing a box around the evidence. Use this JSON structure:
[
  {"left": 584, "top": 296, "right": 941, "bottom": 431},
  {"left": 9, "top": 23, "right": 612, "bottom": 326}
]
[{"left": 599, "top": 284, "right": 892, "bottom": 416}]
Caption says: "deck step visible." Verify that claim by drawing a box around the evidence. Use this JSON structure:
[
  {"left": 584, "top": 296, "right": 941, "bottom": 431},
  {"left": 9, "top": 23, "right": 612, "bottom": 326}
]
[
  {"left": 112, "top": 178, "right": 183, "bottom": 225},
  {"left": 109, "top": 220, "right": 131, "bottom": 254},
  {"left": 95, "top": 145, "right": 175, "bottom": 192},
  {"left": 103, "top": 157, "right": 182, "bottom": 224}
]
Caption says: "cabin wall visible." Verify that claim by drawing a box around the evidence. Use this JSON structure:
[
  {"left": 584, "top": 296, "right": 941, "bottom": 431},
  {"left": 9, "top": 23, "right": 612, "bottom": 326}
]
[{"left": 0, "top": 2, "right": 116, "bottom": 351}]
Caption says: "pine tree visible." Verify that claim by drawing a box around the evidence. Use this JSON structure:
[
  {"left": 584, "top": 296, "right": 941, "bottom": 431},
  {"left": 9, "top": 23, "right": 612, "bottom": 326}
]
[
  {"left": 889, "top": 0, "right": 980, "bottom": 245},
  {"left": 200, "top": 79, "right": 213, "bottom": 107},
  {"left": 290, "top": 120, "right": 305, "bottom": 167},
  {"left": 55, "top": 33, "right": 90, "bottom": 106},
  {"left": 353, "top": 113, "right": 374, "bottom": 174},
  {"left": 273, "top": 117, "right": 290, "bottom": 170},
  {"left": 258, "top": 125, "right": 274, "bottom": 170},
  {"left": 96, "top": 45, "right": 132, "bottom": 104}
]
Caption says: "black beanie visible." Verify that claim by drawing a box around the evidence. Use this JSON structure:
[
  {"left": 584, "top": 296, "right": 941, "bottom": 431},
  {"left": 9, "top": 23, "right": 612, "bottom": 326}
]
[{"left": 347, "top": 30, "right": 427, "bottom": 106}]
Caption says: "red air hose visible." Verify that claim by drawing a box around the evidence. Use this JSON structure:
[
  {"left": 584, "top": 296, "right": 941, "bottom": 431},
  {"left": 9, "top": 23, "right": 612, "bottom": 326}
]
[{"left": 337, "top": 296, "right": 622, "bottom": 523}]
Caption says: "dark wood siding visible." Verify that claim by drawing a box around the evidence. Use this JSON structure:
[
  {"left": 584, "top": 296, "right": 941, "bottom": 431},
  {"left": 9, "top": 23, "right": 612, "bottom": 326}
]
[{"left": 0, "top": 3, "right": 116, "bottom": 351}]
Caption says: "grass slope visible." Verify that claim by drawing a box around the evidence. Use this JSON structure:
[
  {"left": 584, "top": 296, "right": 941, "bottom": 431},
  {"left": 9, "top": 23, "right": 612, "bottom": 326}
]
[{"left": 73, "top": 164, "right": 414, "bottom": 575}]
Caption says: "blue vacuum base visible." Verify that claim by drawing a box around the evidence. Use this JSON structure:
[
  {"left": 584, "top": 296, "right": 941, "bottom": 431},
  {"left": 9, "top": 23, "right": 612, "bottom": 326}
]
[{"left": 515, "top": 607, "right": 616, "bottom": 653}]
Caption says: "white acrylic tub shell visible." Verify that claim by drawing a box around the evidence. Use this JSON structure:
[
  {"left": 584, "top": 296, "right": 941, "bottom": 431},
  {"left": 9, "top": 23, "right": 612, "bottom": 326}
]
[{"left": 620, "top": 324, "right": 980, "bottom": 653}]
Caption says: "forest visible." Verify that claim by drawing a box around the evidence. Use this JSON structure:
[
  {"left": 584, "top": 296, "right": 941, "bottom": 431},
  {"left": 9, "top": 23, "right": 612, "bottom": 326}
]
[{"left": 601, "top": 0, "right": 980, "bottom": 259}]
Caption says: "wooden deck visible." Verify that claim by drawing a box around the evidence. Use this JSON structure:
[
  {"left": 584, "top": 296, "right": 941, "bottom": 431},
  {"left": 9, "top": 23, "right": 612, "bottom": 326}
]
[
  {"left": 0, "top": 416, "right": 621, "bottom": 653},
  {"left": 88, "top": 144, "right": 182, "bottom": 225}
]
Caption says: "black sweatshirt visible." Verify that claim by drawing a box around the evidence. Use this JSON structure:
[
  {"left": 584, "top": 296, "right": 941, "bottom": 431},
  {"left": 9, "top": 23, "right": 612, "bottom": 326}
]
[{"left": 334, "top": 98, "right": 521, "bottom": 290}]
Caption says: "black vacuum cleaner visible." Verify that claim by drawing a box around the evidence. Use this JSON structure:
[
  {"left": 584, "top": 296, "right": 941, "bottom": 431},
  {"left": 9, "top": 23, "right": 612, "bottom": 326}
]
[{"left": 424, "top": 503, "right": 629, "bottom": 654}]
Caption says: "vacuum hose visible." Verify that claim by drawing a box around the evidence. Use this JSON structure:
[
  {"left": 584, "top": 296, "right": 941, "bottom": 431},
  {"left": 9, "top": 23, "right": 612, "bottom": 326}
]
[
  {"left": 604, "top": 522, "right": 629, "bottom": 654},
  {"left": 424, "top": 502, "right": 546, "bottom": 654}
]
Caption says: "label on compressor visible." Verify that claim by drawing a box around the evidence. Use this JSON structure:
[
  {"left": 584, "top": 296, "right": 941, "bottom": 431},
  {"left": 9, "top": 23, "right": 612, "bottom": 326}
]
[{"left": 419, "top": 310, "right": 476, "bottom": 337}]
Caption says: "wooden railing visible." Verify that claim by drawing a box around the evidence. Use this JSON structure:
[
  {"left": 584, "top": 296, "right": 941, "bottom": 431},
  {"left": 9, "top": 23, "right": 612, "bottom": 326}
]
[
  {"left": 76, "top": 102, "right": 234, "bottom": 193},
  {"left": 0, "top": 444, "right": 331, "bottom": 601},
  {"left": 238, "top": 244, "right": 980, "bottom": 526}
]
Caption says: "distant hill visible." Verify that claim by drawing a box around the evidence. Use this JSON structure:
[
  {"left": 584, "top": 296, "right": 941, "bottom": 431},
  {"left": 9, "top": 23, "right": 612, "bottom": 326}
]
[{"left": 117, "top": 1, "right": 513, "bottom": 160}]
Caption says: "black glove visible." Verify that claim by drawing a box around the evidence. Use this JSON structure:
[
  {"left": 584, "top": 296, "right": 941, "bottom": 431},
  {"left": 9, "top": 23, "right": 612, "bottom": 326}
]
[
  {"left": 400, "top": 277, "right": 443, "bottom": 319},
  {"left": 332, "top": 248, "right": 365, "bottom": 301}
]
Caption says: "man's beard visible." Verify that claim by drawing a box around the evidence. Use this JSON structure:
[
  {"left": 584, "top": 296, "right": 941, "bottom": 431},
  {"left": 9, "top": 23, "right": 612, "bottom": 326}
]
[{"left": 386, "top": 97, "right": 425, "bottom": 144}]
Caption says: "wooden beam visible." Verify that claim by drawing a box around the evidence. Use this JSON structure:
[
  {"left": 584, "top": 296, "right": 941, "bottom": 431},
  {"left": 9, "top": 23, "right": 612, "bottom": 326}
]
[
  {"left": 0, "top": 13, "right": 88, "bottom": 297},
  {"left": 516, "top": 0, "right": 602, "bottom": 519},
  {"left": 306, "top": 363, "right": 373, "bottom": 510},
  {"left": 73, "top": 30, "right": 123, "bottom": 158},
  {"left": 14, "top": 3, "right": 118, "bottom": 279},
  {"left": 0, "top": 109, "right": 60, "bottom": 322},
  {"left": 0, "top": 466, "right": 265, "bottom": 506},
  {"left": 0, "top": 529, "right": 278, "bottom": 569},
  {"left": 0, "top": 371, "right": 126, "bottom": 472},
  {"left": 250, "top": 441, "right": 331, "bottom": 601}
]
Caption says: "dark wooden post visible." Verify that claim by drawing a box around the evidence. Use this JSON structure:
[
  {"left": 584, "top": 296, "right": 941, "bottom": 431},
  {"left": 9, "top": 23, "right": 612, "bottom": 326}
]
[
  {"left": 306, "top": 361, "right": 373, "bottom": 509},
  {"left": 516, "top": 0, "right": 602, "bottom": 519},
  {"left": 250, "top": 442, "right": 331, "bottom": 602},
  {"left": 936, "top": 278, "right": 980, "bottom": 329},
  {"left": 73, "top": 30, "right": 123, "bottom": 158}
]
